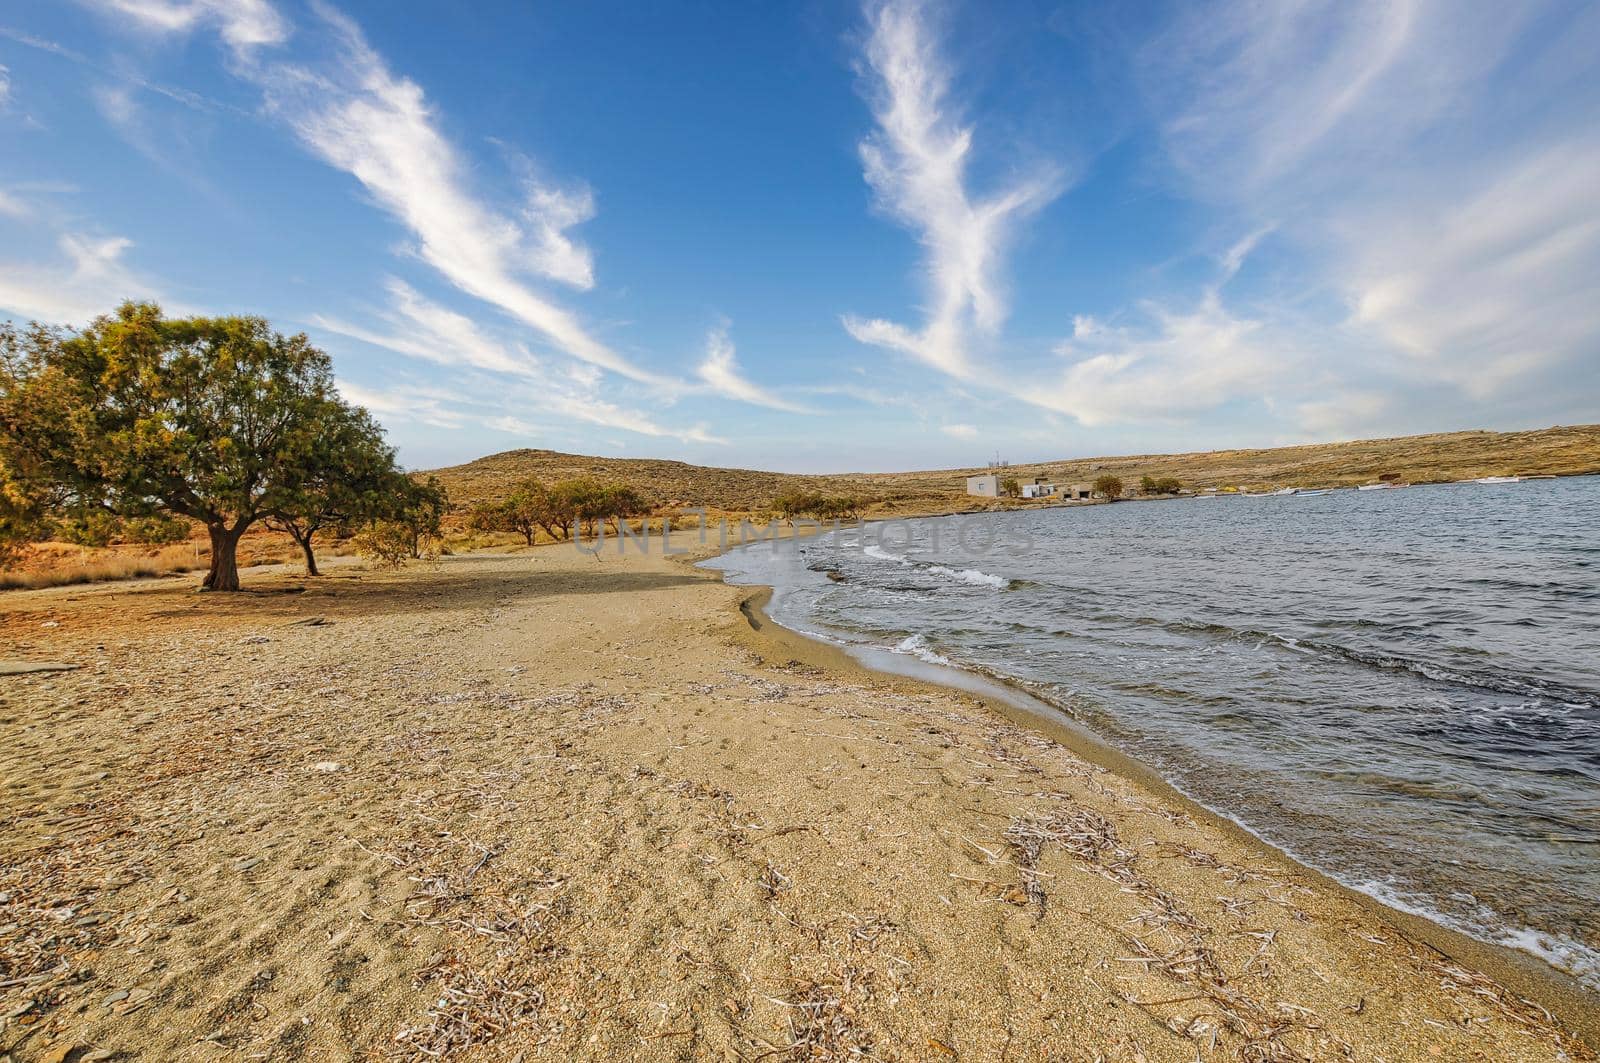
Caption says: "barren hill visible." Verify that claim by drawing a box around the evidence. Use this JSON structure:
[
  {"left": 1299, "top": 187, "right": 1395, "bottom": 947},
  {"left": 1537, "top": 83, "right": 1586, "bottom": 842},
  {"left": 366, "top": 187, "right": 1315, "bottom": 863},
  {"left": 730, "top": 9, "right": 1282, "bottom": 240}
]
[{"left": 428, "top": 424, "right": 1600, "bottom": 513}]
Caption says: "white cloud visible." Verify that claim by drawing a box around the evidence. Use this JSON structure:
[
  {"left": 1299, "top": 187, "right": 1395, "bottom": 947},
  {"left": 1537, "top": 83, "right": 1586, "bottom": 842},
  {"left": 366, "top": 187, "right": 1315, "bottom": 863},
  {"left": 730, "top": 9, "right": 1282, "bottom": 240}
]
[
  {"left": 485, "top": 414, "right": 538, "bottom": 436},
  {"left": 843, "top": 0, "right": 1059, "bottom": 377},
  {"left": 259, "top": 5, "right": 665, "bottom": 385},
  {"left": 1341, "top": 138, "right": 1600, "bottom": 398},
  {"left": 0, "top": 189, "right": 26, "bottom": 219},
  {"left": 0, "top": 233, "right": 160, "bottom": 325},
  {"left": 313, "top": 278, "right": 541, "bottom": 378},
  {"left": 1038, "top": 291, "right": 1281, "bottom": 427},
  {"left": 940, "top": 423, "right": 977, "bottom": 439},
  {"left": 79, "top": 0, "right": 290, "bottom": 56},
  {"left": 0, "top": 64, "right": 11, "bottom": 108},
  {"left": 92, "top": 83, "right": 138, "bottom": 130},
  {"left": 334, "top": 378, "right": 464, "bottom": 430},
  {"left": 322, "top": 285, "right": 723, "bottom": 446},
  {"left": 520, "top": 181, "right": 596, "bottom": 291},
  {"left": 694, "top": 322, "right": 810, "bottom": 412},
  {"left": 1139, "top": 0, "right": 1600, "bottom": 421}
]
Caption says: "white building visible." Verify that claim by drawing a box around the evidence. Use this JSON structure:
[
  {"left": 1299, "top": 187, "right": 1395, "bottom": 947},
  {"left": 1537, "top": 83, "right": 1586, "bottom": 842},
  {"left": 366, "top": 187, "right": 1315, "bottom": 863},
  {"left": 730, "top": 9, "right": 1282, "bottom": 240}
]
[
  {"left": 966, "top": 474, "right": 1000, "bottom": 497},
  {"left": 1021, "top": 479, "right": 1055, "bottom": 499}
]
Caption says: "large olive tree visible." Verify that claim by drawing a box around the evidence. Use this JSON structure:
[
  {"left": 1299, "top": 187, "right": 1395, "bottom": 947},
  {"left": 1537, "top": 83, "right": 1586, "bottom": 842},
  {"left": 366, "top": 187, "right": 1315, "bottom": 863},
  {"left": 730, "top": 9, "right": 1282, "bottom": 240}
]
[{"left": 0, "top": 303, "right": 400, "bottom": 591}]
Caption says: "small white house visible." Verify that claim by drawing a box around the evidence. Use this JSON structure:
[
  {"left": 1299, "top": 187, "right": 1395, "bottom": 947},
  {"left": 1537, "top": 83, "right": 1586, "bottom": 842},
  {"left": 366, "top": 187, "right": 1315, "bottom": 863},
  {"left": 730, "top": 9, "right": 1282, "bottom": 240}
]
[
  {"left": 1021, "top": 480, "right": 1055, "bottom": 499},
  {"left": 966, "top": 474, "right": 1000, "bottom": 497}
]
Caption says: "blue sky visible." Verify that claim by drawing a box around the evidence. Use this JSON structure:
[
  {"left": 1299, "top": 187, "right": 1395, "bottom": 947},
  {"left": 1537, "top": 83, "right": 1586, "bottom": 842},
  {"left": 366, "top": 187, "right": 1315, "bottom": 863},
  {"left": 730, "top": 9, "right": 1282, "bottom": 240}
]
[{"left": 2, "top": 1, "right": 1597, "bottom": 472}]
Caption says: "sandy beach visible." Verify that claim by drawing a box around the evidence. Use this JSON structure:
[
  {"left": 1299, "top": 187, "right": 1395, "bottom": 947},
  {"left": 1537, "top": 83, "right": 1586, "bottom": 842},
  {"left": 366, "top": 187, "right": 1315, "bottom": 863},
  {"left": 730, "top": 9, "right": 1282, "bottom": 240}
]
[{"left": 2, "top": 543, "right": 1596, "bottom": 1062}]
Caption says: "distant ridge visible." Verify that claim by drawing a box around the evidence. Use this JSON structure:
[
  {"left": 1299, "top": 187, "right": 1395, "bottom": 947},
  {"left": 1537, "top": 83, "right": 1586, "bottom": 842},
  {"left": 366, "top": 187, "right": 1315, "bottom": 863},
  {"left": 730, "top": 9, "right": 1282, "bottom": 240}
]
[{"left": 428, "top": 425, "right": 1600, "bottom": 513}]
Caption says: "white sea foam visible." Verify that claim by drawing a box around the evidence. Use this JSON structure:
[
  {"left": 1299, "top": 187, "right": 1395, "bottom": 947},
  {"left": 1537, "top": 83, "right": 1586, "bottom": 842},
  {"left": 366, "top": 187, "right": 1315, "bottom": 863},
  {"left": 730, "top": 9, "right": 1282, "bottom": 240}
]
[
  {"left": 926, "top": 563, "right": 1009, "bottom": 590},
  {"left": 1344, "top": 876, "right": 1600, "bottom": 990},
  {"left": 893, "top": 633, "right": 953, "bottom": 666},
  {"left": 862, "top": 544, "right": 1009, "bottom": 589}
]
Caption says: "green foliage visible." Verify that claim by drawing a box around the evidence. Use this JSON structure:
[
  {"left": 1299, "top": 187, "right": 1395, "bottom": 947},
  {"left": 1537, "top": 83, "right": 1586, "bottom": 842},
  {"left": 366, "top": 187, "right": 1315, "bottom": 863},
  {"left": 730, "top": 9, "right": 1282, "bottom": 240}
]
[
  {"left": 0, "top": 303, "right": 401, "bottom": 590},
  {"left": 770, "top": 491, "right": 864, "bottom": 521},
  {"left": 471, "top": 477, "right": 644, "bottom": 543},
  {"left": 352, "top": 521, "right": 417, "bottom": 568},
  {"left": 0, "top": 467, "right": 44, "bottom": 569},
  {"left": 1140, "top": 475, "right": 1181, "bottom": 495},
  {"left": 389, "top": 475, "right": 449, "bottom": 559},
  {"left": 123, "top": 512, "right": 192, "bottom": 544},
  {"left": 54, "top": 509, "right": 121, "bottom": 547},
  {"left": 1093, "top": 474, "right": 1125, "bottom": 500},
  {"left": 1000, "top": 477, "right": 1021, "bottom": 499}
]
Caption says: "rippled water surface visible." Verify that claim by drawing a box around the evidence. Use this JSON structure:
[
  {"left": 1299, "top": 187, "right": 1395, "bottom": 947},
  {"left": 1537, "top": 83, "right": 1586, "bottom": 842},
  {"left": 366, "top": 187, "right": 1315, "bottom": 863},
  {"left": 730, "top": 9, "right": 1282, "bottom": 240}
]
[{"left": 703, "top": 477, "right": 1600, "bottom": 987}]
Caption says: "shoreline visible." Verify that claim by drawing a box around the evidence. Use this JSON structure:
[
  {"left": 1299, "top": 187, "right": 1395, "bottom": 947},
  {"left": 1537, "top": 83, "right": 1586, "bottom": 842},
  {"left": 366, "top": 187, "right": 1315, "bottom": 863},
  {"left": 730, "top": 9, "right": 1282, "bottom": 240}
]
[
  {"left": 3, "top": 542, "right": 1596, "bottom": 1059},
  {"left": 692, "top": 547, "right": 1600, "bottom": 1049}
]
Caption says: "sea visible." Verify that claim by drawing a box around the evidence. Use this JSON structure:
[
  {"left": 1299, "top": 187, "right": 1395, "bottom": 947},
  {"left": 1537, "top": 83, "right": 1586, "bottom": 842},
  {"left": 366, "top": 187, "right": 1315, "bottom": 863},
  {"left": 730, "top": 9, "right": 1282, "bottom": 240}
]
[{"left": 701, "top": 476, "right": 1600, "bottom": 990}]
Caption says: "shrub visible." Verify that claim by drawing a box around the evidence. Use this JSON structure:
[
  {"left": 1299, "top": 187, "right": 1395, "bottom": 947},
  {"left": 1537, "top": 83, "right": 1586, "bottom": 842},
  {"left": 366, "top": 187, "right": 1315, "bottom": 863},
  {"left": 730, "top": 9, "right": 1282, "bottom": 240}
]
[
  {"left": 1093, "top": 474, "right": 1124, "bottom": 500},
  {"left": 1140, "top": 475, "right": 1181, "bottom": 495},
  {"left": 353, "top": 521, "right": 416, "bottom": 568}
]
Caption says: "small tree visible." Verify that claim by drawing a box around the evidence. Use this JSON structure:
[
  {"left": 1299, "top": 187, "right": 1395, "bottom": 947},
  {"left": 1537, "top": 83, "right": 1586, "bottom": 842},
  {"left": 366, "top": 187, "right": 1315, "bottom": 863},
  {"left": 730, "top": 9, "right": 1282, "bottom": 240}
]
[
  {"left": 0, "top": 304, "right": 396, "bottom": 590},
  {"left": 470, "top": 478, "right": 570, "bottom": 545},
  {"left": 1000, "top": 477, "right": 1021, "bottom": 498},
  {"left": 392, "top": 475, "right": 448, "bottom": 559},
  {"left": 1140, "top": 475, "right": 1181, "bottom": 495},
  {"left": 352, "top": 522, "right": 415, "bottom": 568},
  {"left": 264, "top": 404, "right": 401, "bottom": 576},
  {"left": 1093, "top": 474, "right": 1124, "bottom": 500},
  {"left": 772, "top": 491, "right": 817, "bottom": 521}
]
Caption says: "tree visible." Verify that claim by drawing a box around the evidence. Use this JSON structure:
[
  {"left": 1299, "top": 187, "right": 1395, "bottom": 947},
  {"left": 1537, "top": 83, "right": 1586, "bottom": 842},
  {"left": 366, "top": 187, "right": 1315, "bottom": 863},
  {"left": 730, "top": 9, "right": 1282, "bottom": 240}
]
[
  {"left": 264, "top": 403, "right": 399, "bottom": 576},
  {"left": 1140, "top": 475, "right": 1181, "bottom": 496},
  {"left": 770, "top": 492, "right": 864, "bottom": 522},
  {"left": 1093, "top": 474, "right": 1124, "bottom": 500},
  {"left": 391, "top": 475, "right": 448, "bottom": 559},
  {"left": 1000, "top": 477, "right": 1021, "bottom": 499},
  {"left": 470, "top": 478, "right": 570, "bottom": 545},
  {"left": 0, "top": 303, "right": 396, "bottom": 591}
]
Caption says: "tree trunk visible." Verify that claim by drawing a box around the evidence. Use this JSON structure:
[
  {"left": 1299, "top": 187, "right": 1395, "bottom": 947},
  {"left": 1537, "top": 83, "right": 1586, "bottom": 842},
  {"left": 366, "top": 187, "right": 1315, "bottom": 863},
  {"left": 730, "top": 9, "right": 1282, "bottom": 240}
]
[
  {"left": 290, "top": 526, "right": 320, "bottom": 577},
  {"left": 201, "top": 523, "right": 244, "bottom": 591}
]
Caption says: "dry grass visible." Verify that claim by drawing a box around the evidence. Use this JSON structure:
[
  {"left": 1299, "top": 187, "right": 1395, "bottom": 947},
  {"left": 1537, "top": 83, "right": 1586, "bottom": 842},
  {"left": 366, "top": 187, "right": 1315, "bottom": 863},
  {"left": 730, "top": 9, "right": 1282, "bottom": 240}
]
[
  {"left": 0, "top": 542, "right": 208, "bottom": 590},
  {"left": 0, "top": 533, "right": 363, "bottom": 591},
  {"left": 428, "top": 424, "right": 1600, "bottom": 515}
]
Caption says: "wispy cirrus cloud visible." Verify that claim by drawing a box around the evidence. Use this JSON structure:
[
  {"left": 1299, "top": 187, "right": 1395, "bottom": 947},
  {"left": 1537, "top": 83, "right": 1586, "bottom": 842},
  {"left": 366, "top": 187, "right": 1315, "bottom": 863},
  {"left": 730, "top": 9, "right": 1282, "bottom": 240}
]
[
  {"left": 313, "top": 279, "right": 541, "bottom": 379},
  {"left": 1136, "top": 0, "right": 1600, "bottom": 425},
  {"left": 0, "top": 233, "right": 163, "bottom": 324},
  {"left": 257, "top": 4, "right": 668, "bottom": 385},
  {"left": 79, "top": 0, "right": 289, "bottom": 56},
  {"left": 321, "top": 284, "right": 722, "bottom": 446},
  {"left": 79, "top": 0, "right": 675, "bottom": 391},
  {"left": 842, "top": 0, "right": 1059, "bottom": 378},
  {"left": 694, "top": 322, "right": 811, "bottom": 413}
]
